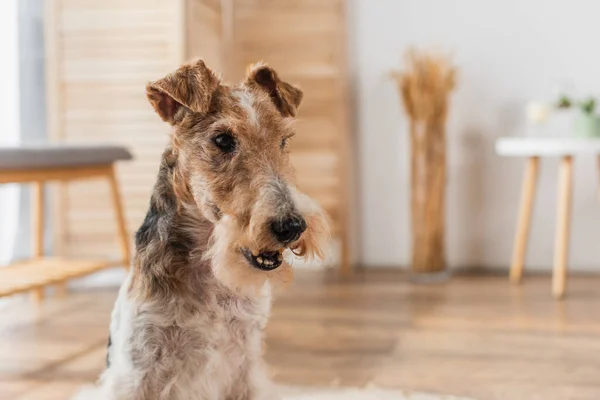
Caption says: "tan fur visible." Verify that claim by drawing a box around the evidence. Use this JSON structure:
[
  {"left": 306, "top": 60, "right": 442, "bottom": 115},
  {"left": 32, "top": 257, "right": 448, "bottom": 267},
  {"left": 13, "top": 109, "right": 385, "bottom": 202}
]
[
  {"left": 76, "top": 59, "right": 329, "bottom": 400},
  {"left": 245, "top": 63, "right": 304, "bottom": 117},
  {"left": 147, "top": 59, "right": 221, "bottom": 123}
]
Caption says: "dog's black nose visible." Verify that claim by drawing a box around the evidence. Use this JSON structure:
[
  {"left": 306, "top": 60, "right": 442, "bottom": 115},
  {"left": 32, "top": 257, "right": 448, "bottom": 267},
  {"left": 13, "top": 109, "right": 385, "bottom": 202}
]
[{"left": 270, "top": 215, "right": 307, "bottom": 244}]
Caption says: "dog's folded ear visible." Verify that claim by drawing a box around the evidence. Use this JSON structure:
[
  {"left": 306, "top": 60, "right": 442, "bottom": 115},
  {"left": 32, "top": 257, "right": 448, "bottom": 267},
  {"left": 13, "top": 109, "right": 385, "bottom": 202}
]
[
  {"left": 245, "top": 63, "right": 303, "bottom": 117},
  {"left": 146, "top": 58, "right": 221, "bottom": 124}
]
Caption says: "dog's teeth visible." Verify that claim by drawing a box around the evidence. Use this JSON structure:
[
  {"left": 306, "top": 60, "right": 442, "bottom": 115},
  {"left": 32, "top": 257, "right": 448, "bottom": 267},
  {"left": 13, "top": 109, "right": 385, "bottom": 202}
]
[
  {"left": 264, "top": 260, "right": 273, "bottom": 265},
  {"left": 277, "top": 253, "right": 283, "bottom": 261},
  {"left": 256, "top": 257, "right": 264, "bottom": 264}
]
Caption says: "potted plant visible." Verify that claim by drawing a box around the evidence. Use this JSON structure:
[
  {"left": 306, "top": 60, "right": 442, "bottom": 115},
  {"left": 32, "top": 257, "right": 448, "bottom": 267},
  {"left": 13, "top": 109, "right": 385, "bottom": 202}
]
[{"left": 557, "top": 95, "right": 600, "bottom": 137}]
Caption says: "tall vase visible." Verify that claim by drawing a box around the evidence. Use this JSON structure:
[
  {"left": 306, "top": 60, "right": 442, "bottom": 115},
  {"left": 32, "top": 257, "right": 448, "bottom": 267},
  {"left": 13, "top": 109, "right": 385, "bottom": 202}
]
[
  {"left": 410, "top": 119, "right": 447, "bottom": 279},
  {"left": 392, "top": 49, "right": 455, "bottom": 282}
]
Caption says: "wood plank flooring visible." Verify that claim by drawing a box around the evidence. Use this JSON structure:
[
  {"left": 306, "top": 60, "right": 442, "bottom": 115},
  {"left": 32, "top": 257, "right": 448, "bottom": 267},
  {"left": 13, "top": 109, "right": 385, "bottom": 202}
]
[{"left": 1, "top": 270, "right": 600, "bottom": 400}]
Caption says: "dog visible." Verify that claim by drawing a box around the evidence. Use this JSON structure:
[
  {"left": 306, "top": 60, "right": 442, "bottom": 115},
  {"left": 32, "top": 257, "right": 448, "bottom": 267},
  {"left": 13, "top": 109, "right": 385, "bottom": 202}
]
[{"left": 74, "top": 59, "right": 329, "bottom": 400}]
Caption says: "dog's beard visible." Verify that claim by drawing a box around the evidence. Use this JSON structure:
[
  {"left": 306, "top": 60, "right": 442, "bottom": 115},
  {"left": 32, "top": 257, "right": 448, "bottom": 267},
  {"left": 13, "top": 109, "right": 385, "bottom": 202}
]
[
  {"left": 204, "top": 196, "right": 329, "bottom": 297},
  {"left": 205, "top": 216, "right": 293, "bottom": 296},
  {"left": 287, "top": 187, "right": 330, "bottom": 261}
]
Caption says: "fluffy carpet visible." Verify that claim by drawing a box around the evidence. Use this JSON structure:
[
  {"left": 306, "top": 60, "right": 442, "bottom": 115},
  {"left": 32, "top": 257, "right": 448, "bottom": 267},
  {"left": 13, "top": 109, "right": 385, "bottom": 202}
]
[{"left": 280, "top": 386, "right": 474, "bottom": 400}]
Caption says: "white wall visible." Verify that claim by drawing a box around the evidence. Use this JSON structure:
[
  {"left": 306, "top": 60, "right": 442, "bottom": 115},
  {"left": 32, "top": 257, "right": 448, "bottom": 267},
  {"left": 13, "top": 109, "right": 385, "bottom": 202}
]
[
  {"left": 352, "top": 0, "right": 600, "bottom": 271},
  {"left": 14, "top": 0, "right": 50, "bottom": 260}
]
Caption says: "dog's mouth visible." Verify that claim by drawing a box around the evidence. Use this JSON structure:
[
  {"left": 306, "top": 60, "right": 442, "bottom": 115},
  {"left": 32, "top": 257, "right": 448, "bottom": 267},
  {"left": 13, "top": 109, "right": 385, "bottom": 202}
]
[{"left": 241, "top": 248, "right": 284, "bottom": 271}]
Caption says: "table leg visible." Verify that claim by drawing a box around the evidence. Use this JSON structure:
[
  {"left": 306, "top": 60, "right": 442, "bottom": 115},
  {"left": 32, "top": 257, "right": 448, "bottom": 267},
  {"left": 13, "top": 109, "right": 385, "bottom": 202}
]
[
  {"left": 553, "top": 156, "right": 573, "bottom": 299},
  {"left": 510, "top": 156, "right": 539, "bottom": 283},
  {"left": 32, "top": 181, "right": 45, "bottom": 303},
  {"left": 107, "top": 166, "right": 131, "bottom": 268}
]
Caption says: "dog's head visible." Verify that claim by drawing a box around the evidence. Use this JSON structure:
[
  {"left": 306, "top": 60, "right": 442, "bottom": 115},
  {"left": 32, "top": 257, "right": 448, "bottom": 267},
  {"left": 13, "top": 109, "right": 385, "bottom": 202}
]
[{"left": 146, "top": 58, "right": 329, "bottom": 294}]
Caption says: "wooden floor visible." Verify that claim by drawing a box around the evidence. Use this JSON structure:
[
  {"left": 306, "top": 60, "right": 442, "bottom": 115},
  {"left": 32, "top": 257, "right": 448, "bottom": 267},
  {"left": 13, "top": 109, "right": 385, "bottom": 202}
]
[{"left": 1, "top": 270, "right": 600, "bottom": 400}]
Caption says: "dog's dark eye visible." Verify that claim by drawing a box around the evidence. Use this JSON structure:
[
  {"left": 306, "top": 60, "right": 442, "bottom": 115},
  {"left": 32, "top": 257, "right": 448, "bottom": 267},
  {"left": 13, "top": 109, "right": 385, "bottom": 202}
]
[
  {"left": 281, "top": 135, "right": 293, "bottom": 150},
  {"left": 213, "top": 133, "right": 236, "bottom": 153}
]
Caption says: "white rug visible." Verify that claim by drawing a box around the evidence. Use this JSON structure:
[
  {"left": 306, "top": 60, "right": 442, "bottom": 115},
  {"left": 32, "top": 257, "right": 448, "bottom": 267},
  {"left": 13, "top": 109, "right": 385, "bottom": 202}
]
[{"left": 281, "top": 387, "right": 474, "bottom": 400}]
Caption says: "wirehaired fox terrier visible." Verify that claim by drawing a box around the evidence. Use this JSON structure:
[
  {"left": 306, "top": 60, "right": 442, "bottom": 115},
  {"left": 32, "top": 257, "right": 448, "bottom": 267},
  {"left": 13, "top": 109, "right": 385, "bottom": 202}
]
[{"left": 75, "top": 59, "right": 329, "bottom": 400}]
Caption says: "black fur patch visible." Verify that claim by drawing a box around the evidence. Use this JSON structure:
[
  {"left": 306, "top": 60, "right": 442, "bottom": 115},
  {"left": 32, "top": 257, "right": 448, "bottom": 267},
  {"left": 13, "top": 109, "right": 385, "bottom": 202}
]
[
  {"left": 106, "top": 334, "right": 112, "bottom": 367},
  {"left": 210, "top": 201, "right": 222, "bottom": 220},
  {"left": 135, "top": 204, "right": 160, "bottom": 249}
]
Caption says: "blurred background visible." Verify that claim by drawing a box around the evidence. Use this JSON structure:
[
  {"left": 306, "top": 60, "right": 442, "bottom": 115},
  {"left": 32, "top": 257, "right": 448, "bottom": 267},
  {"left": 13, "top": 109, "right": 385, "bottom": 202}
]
[{"left": 2, "top": 1, "right": 600, "bottom": 399}]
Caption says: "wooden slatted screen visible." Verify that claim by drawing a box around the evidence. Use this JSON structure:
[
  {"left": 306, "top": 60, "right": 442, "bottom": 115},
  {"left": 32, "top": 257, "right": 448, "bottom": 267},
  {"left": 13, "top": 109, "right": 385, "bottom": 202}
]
[{"left": 187, "top": 0, "right": 224, "bottom": 72}]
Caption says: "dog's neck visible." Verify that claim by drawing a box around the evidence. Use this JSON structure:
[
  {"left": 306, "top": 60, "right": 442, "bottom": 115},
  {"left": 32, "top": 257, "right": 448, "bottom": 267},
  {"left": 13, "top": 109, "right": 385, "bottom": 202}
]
[{"left": 129, "top": 148, "right": 215, "bottom": 301}]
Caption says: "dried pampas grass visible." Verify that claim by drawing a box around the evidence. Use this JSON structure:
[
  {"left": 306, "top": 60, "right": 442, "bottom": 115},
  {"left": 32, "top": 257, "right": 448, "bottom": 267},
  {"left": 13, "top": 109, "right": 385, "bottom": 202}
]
[
  {"left": 391, "top": 49, "right": 456, "bottom": 123},
  {"left": 391, "top": 49, "right": 457, "bottom": 275}
]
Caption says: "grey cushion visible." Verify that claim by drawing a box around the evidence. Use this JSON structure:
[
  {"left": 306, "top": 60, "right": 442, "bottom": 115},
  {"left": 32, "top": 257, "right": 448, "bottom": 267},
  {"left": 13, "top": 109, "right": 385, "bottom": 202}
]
[{"left": 0, "top": 143, "right": 133, "bottom": 170}]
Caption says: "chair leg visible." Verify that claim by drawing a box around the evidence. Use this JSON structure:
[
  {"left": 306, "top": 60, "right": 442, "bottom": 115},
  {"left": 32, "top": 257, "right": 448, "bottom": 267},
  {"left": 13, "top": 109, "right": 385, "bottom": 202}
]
[
  {"left": 107, "top": 166, "right": 131, "bottom": 268},
  {"left": 553, "top": 156, "right": 573, "bottom": 299},
  {"left": 32, "top": 181, "right": 45, "bottom": 303},
  {"left": 510, "top": 156, "right": 539, "bottom": 283}
]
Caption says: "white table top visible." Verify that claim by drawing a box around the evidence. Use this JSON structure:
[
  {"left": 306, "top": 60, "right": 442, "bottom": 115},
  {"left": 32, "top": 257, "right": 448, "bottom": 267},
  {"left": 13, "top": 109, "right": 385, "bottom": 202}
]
[{"left": 496, "top": 137, "right": 600, "bottom": 156}]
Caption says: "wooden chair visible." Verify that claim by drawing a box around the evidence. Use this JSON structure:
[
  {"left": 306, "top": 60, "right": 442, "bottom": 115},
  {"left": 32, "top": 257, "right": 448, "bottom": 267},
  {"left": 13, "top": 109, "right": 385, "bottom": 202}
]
[{"left": 0, "top": 144, "right": 132, "bottom": 302}]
